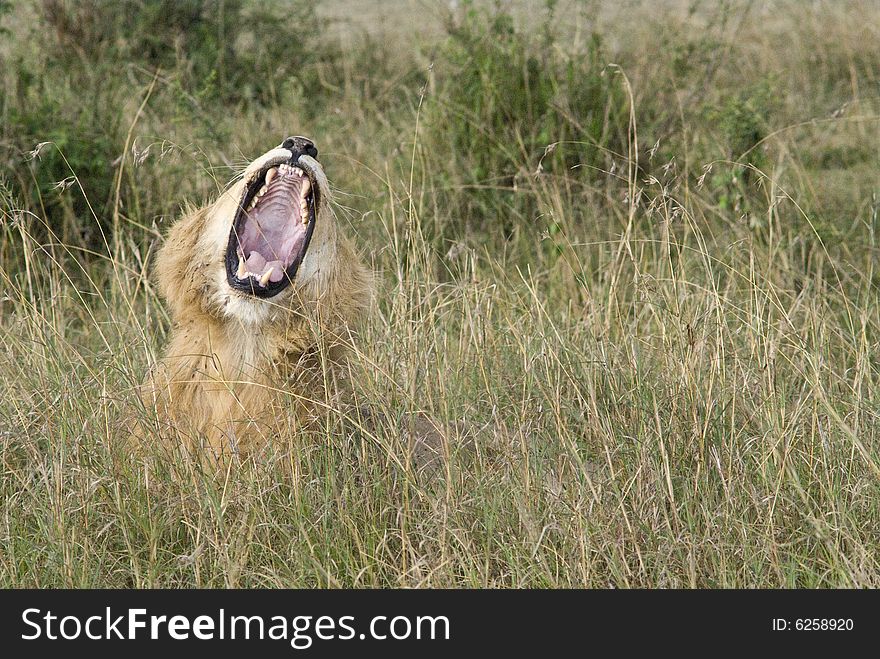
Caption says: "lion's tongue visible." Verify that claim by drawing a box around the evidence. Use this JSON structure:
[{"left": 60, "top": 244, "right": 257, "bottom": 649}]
[
  {"left": 245, "top": 251, "right": 284, "bottom": 282},
  {"left": 245, "top": 251, "right": 266, "bottom": 273}
]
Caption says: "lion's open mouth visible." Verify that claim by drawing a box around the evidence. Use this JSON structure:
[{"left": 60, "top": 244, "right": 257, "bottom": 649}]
[{"left": 225, "top": 160, "right": 318, "bottom": 298}]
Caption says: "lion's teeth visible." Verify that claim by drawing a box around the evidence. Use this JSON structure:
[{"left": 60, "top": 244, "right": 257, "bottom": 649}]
[
  {"left": 236, "top": 258, "right": 247, "bottom": 279},
  {"left": 265, "top": 167, "right": 277, "bottom": 185},
  {"left": 259, "top": 268, "right": 273, "bottom": 287}
]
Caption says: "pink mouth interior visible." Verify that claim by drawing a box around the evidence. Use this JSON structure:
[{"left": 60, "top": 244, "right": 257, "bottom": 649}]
[{"left": 235, "top": 169, "right": 310, "bottom": 284}]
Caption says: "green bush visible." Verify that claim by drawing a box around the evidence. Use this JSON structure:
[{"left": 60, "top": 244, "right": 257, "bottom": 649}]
[
  {"left": 0, "top": 0, "right": 342, "bottom": 254},
  {"left": 420, "top": 2, "right": 628, "bottom": 242},
  {"left": 38, "top": 0, "right": 330, "bottom": 105},
  {"left": 1, "top": 55, "right": 127, "bottom": 249},
  {"left": 701, "top": 80, "right": 777, "bottom": 218},
  {"left": 713, "top": 81, "right": 774, "bottom": 168}
]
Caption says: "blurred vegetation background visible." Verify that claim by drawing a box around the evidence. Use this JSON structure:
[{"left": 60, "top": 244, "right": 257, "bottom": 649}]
[
  {"left": 1, "top": 0, "right": 879, "bottom": 587},
  {"left": 1, "top": 0, "right": 876, "bottom": 259}
]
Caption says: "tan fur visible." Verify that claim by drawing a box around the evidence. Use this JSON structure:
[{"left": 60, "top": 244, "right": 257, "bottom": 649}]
[{"left": 137, "top": 144, "right": 372, "bottom": 459}]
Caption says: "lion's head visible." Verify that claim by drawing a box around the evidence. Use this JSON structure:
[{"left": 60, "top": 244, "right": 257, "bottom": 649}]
[{"left": 159, "top": 136, "right": 348, "bottom": 326}]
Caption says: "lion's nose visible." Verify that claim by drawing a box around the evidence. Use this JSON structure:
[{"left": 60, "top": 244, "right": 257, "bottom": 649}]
[{"left": 281, "top": 136, "right": 318, "bottom": 160}]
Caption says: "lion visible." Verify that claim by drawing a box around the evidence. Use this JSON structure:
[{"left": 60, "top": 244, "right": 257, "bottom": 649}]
[{"left": 136, "top": 136, "right": 383, "bottom": 461}]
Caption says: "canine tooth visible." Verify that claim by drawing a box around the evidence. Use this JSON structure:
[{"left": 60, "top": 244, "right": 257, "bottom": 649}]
[
  {"left": 259, "top": 268, "right": 273, "bottom": 287},
  {"left": 265, "top": 167, "right": 277, "bottom": 185},
  {"left": 236, "top": 257, "right": 247, "bottom": 279}
]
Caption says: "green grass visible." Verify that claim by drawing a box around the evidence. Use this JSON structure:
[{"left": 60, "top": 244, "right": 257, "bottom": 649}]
[{"left": 1, "top": 0, "right": 879, "bottom": 587}]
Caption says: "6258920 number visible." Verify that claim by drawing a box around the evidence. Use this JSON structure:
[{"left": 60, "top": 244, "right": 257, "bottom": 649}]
[{"left": 795, "top": 619, "right": 853, "bottom": 631}]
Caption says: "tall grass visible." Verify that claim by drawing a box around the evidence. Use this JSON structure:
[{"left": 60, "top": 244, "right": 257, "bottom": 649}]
[{"left": 1, "top": 0, "right": 879, "bottom": 587}]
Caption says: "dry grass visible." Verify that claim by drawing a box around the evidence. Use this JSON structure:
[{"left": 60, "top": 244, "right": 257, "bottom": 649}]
[{"left": 1, "top": 0, "right": 879, "bottom": 587}]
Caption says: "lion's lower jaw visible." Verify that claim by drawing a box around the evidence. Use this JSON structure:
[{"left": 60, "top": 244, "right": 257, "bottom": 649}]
[
  {"left": 219, "top": 293, "right": 277, "bottom": 326},
  {"left": 213, "top": 222, "right": 341, "bottom": 325}
]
